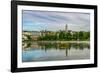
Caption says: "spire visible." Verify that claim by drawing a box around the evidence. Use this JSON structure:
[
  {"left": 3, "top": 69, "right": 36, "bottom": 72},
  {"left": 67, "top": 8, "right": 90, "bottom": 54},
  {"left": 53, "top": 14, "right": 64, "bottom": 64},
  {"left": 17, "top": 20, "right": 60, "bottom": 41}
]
[{"left": 65, "top": 24, "right": 68, "bottom": 32}]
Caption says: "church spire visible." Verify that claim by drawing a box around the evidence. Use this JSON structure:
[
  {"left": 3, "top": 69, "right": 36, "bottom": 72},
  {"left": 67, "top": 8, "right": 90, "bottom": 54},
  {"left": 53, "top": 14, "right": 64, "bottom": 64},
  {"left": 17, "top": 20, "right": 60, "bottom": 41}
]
[{"left": 65, "top": 24, "right": 68, "bottom": 32}]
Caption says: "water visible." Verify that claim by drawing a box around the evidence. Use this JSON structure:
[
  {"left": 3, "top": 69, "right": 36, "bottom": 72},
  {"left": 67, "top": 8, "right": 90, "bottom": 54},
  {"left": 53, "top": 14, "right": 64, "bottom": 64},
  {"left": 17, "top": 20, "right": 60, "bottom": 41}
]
[{"left": 22, "top": 42, "right": 90, "bottom": 62}]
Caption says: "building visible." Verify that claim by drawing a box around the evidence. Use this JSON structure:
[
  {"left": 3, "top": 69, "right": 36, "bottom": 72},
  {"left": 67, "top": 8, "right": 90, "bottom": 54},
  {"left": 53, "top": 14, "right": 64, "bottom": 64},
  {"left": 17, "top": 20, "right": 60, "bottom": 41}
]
[
  {"left": 31, "top": 31, "right": 41, "bottom": 41},
  {"left": 65, "top": 24, "right": 68, "bottom": 32},
  {"left": 22, "top": 24, "right": 75, "bottom": 41},
  {"left": 22, "top": 31, "right": 41, "bottom": 41}
]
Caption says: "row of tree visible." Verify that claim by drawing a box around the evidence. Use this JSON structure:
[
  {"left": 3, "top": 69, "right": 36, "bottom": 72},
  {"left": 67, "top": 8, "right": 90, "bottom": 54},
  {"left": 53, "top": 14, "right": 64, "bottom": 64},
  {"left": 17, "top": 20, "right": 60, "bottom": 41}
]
[{"left": 38, "top": 31, "right": 90, "bottom": 41}]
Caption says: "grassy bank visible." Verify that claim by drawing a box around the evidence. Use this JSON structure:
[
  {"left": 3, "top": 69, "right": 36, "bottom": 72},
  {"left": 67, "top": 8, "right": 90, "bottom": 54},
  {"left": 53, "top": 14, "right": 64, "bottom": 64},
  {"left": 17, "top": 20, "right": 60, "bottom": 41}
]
[{"left": 36, "top": 41, "right": 90, "bottom": 44}]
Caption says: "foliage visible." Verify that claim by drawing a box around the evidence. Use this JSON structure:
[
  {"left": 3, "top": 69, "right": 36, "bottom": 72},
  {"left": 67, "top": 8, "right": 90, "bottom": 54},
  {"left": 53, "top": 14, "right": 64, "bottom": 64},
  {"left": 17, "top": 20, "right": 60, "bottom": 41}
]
[
  {"left": 22, "top": 34, "right": 33, "bottom": 42},
  {"left": 38, "top": 31, "right": 90, "bottom": 41}
]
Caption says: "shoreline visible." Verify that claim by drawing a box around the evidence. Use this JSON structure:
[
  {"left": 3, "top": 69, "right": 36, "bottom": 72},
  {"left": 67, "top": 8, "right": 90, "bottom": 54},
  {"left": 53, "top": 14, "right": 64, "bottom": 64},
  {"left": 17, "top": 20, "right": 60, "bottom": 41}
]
[{"left": 36, "top": 41, "right": 90, "bottom": 44}]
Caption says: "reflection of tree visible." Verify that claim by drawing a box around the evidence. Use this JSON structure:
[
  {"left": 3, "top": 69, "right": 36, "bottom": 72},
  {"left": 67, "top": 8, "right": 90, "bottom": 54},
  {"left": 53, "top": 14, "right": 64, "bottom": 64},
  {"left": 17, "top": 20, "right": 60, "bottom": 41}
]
[
  {"left": 22, "top": 34, "right": 33, "bottom": 50},
  {"left": 71, "top": 43, "right": 90, "bottom": 50},
  {"left": 23, "top": 42, "right": 90, "bottom": 50},
  {"left": 23, "top": 42, "right": 90, "bottom": 57},
  {"left": 22, "top": 42, "right": 32, "bottom": 51},
  {"left": 38, "top": 42, "right": 70, "bottom": 50}
]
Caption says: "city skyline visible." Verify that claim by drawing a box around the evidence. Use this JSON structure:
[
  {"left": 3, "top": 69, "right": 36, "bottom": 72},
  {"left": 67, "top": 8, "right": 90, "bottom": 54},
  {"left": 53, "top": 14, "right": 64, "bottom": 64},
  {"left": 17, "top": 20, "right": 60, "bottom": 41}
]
[{"left": 22, "top": 10, "right": 90, "bottom": 32}]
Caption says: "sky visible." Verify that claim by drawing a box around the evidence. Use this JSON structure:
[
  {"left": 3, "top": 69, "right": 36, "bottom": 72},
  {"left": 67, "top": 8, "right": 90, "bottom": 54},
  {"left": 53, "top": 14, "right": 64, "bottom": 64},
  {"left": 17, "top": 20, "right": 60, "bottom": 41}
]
[{"left": 22, "top": 10, "right": 90, "bottom": 31}]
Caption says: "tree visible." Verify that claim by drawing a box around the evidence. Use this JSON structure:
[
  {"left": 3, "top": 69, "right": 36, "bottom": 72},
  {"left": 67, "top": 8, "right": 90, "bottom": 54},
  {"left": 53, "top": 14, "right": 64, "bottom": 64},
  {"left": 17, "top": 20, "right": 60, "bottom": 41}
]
[{"left": 79, "top": 31, "right": 84, "bottom": 40}]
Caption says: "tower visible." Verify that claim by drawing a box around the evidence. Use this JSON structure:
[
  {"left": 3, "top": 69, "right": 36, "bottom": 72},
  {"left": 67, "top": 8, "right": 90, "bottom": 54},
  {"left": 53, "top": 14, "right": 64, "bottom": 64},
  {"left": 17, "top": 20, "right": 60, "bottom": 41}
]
[{"left": 65, "top": 24, "right": 68, "bottom": 32}]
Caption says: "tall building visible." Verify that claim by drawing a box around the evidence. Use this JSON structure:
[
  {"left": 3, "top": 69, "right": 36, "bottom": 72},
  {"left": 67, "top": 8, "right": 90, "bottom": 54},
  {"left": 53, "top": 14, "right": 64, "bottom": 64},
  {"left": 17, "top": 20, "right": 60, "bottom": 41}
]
[{"left": 65, "top": 24, "right": 68, "bottom": 32}]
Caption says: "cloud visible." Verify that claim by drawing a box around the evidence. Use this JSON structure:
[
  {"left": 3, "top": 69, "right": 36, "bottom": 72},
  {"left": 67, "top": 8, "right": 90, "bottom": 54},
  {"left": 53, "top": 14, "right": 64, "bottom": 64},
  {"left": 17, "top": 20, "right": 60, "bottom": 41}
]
[{"left": 22, "top": 10, "right": 90, "bottom": 31}]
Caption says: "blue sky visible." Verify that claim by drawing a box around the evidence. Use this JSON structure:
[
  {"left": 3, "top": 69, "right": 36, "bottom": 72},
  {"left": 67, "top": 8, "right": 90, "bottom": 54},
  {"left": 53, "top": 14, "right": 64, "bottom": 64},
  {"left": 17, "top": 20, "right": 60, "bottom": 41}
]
[{"left": 22, "top": 10, "right": 90, "bottom": 31}]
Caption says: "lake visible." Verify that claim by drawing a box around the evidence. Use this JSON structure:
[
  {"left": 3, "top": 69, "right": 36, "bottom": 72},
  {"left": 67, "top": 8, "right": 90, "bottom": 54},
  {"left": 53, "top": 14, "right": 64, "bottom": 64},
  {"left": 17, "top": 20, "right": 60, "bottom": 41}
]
[{"left": 22, "top": 41, "right": 90, "bottom": 62}]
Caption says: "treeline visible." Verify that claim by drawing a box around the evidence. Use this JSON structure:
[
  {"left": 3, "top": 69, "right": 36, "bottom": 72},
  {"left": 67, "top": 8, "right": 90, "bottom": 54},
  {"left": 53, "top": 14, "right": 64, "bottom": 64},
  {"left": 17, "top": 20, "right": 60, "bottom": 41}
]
[
  {"left": 38, "top": 31, "right": 90, "bottom": 41},
  {"left": 38, "top": 43, "right": 90, "bottom": 50}
]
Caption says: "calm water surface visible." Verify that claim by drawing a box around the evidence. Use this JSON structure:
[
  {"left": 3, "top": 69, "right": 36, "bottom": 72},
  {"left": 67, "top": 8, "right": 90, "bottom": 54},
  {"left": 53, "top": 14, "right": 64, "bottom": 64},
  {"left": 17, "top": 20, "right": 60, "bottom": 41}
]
[{"left": 22, "top": 42, "right": 90, "bottom": 62}]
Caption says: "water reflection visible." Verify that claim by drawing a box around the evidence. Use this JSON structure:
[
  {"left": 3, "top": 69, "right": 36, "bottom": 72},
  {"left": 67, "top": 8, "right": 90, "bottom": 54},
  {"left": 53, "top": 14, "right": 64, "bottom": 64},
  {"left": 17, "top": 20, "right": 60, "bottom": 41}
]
[{"left": 22, "top": 42, "right": 90, "bottom": 62}]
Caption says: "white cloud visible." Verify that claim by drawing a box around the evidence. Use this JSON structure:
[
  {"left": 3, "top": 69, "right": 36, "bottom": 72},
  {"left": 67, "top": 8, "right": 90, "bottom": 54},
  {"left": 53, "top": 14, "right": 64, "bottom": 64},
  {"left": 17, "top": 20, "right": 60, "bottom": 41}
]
[{"left": 23, "top": 10, "right": 90, "bottom": 31}]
